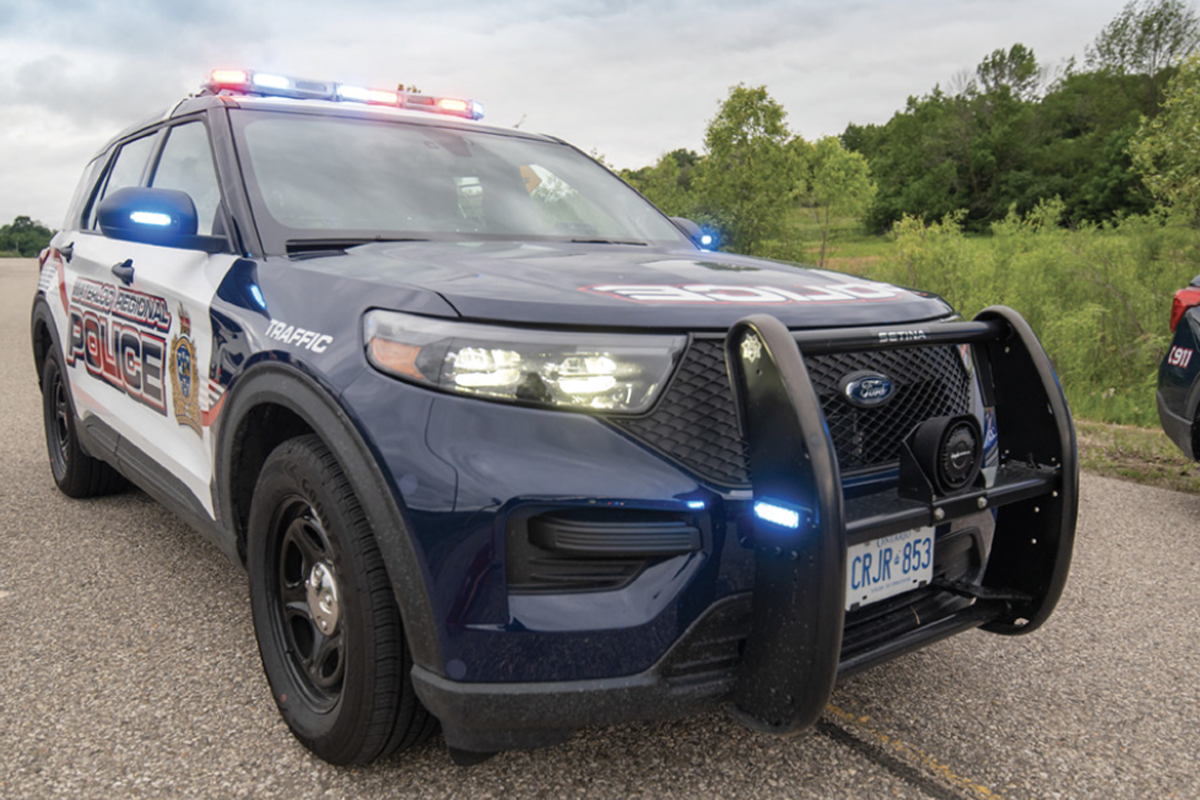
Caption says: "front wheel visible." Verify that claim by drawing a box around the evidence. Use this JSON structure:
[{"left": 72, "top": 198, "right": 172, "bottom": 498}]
[{"left": 247, "top": 435, "right": 435, "bottom": 765}]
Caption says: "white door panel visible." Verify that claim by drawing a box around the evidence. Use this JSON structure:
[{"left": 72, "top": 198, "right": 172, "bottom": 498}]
[{"left": 59, "top": 232, "right": 236, "bottom": 516}]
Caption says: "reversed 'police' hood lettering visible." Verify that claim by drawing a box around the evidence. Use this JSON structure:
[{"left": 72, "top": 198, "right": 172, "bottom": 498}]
[{"left": 301, "top": 242, "right": 954, "bottom": 330}]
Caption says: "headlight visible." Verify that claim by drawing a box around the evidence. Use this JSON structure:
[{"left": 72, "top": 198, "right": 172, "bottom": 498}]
[{"left": 363, "top": 310, "right": 686, "bottom": 413}]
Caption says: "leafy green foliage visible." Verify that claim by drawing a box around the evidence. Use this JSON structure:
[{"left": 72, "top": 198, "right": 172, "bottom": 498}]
[
  {"left": 1131, "top": 54, "right": 1200, "bottom": 224},
  {"left": 867, "top": 204, "right": 1199, "bottom": 425},
  {"left": 1086, "top": 0, "right": 1200, "bottom": 76},
  {"left": 0, "top": 216, "right": 53, "bottom": 257},
  {"left": 975, "top": 43, "right": 1043, "bottom": 100},
  {"left": 694, "top": 85, "right": 799, "bottom": 255},
  {"left": 620, "top": 149, "right": 701, "bottom": 218},
  {"left": 796, "top": 137, "right": 877, "bottom": 266},
  {"left": 842, "top": 3, "right": 1200, "bottom": 233},
  {"left": 849, "top": 52, "right": 1183, "bottom": 232},
  {"left": 851, "top": 80, "right": 1044, "bottom": 232}
]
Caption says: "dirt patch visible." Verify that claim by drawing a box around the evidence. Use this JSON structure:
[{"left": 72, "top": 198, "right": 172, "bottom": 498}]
[{"left": 1076, "top": 418, "right": 1200, "bottom": 493}]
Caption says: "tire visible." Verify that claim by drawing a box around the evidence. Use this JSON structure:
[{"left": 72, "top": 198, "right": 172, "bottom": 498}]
[
  {"left": 247, "top": 434, "right": 436, "bottom": 765},
  {"left": 41, "top": 350, "right": 126, "bottom": 498}
]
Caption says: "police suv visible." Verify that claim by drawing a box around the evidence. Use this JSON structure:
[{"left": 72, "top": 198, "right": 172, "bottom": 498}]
[{"left": 32, "top": 70, "right": 1077, "bottom": 766}]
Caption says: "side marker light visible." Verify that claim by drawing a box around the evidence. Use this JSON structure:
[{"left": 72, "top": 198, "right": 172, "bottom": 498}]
[{"left": 248, "top": 284, "right": 267, "bottom": 310}]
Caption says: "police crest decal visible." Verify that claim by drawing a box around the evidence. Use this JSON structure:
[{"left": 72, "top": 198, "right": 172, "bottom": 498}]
[{"left": 171, "top": 304, "right": 202, "bottom": 435}]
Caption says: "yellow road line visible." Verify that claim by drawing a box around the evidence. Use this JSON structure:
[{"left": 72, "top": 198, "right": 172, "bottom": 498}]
[{"left": 825, "top": 703, "right": 1008, "bottom": 800}]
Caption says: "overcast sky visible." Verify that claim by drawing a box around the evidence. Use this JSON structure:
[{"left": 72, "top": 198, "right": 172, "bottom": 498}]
[{"left": 0, "top": 0, "right": 1136, "bottom": 228}]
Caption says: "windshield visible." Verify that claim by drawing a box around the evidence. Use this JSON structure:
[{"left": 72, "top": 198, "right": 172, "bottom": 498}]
[{"left": 230, "top": 109, "right": 687, "bottom": 253}]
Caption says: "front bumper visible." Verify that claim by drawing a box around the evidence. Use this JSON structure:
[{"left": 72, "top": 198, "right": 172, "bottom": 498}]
[
  {"left": 1157, "top": 389, "right": 1194, "bottom": 459},
  {"left": 409, "top": 306, "right": 1077, "bottom": 754}
]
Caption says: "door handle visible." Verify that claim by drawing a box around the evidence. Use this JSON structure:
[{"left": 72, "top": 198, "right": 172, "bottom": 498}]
[{"left": 111, "top": 259, "right": 134, "bottom": 285}]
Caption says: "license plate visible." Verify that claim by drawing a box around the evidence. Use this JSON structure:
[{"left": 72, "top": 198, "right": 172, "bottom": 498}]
[{"left": 845, "top": 527, "right": 934, "bottom": 611}]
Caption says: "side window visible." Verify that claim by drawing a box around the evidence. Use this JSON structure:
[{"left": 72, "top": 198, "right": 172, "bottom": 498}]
[
  {"left": 86, "top": 134, "right": 158, "bottom": 230},
  {"left": 150, "top": 122, "right": 222, "bottom": 236}
]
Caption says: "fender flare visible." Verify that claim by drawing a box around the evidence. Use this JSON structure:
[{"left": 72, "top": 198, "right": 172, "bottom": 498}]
[
  {"left": 214, "top": 361, "right": 443, "bottom": 673},
  {"left": 30, "top": 294, "right": 65, "bottom": 389},
  {"left": 30, "top": 295, "right": 107, "bottom": 462}
]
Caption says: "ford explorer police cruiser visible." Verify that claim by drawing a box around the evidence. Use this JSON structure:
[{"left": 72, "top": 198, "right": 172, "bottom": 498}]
[{"left": 31, "top": 69, "right": 1077, "bottom": 766}]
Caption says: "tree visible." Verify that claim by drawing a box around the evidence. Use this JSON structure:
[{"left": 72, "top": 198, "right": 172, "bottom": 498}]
[
  {"left": 797, "top": 137, "right": 877, "bottom": 266},
  {"left": 1130, "top": 54, "right": 1200, "bottom": 224},
  {"left": 976, "top": 44, "right": 1043, "bottom": 101},
  {"left": 846, "top": 26, "right": 1168, "bottom": 232},
  {"left": 0, "top": 216, "right": 53, "bottom": 257},
  {"left": 695, "top": 84, "right": 798, "bottom": 254},
  {"left": 621, "top": 149, "right": 700, "bottom": 217},
  {"left": 848, "top": 84, "right": 1039, "bottom": 233},
  {"left": 1086, "top": 0, "right": 1200, "bottom": 76}
]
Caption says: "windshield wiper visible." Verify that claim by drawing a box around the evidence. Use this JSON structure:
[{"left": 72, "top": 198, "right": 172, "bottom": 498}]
[
  {"left": 570, "top": 238, "right": 648, "bottom": 246},
  {"left": 285, "top": 237, "right": 428, "bottom": 257}
]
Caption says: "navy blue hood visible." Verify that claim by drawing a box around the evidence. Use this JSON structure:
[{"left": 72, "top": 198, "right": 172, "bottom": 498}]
[{"left": 297, "top": 241, "right": 953, "bottom": 331}]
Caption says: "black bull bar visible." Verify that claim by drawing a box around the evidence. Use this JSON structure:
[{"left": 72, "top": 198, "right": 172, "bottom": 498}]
[{"left": 724, "top": 306, "right": 1078, "bottom": 734}]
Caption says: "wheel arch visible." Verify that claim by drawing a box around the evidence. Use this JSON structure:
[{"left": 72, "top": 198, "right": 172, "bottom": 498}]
[
  {"left": 216, "top": 361, "right": 443, "bottom": 672},
  {"left": 30, "top": 296, "right": 63, "bottom": 394}
]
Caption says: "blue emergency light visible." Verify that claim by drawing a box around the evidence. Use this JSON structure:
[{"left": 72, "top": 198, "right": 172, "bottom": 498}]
[{"left": 754, "top": 499, "right": 807, "bottom": 530}]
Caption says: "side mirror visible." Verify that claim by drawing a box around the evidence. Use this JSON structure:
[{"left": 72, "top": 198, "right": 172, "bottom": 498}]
[
  {"left": 669, "top": 216, "right": 717, "bottom": 250},
  {"left": 97, "top": 187, "right": 228, "bottom": 254}
]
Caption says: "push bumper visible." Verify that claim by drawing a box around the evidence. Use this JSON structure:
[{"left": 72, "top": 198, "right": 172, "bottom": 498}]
[
  {"left": 726, "top": 306, "right": 1077, "bottom": 732},
  {"left": 415, "top": 306, "right": 1078, "bottom": 754}
]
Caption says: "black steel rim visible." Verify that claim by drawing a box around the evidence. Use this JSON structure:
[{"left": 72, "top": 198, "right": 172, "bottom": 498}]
[
  {"left": 49, "top": 368, "right": 71, "bottom": 479},
  {"left": 269, "top": 496, "right": 346, "bottom": 711}
]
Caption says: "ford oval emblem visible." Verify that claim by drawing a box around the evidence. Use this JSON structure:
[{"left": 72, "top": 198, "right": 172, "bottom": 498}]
[{"left": 840, "top": 371, "right": 895, "bottom": 408}]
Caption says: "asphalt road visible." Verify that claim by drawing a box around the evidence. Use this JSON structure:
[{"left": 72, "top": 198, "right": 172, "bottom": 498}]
[{"left": 2, "top": 257, "right": 1198, "bottom": 800}]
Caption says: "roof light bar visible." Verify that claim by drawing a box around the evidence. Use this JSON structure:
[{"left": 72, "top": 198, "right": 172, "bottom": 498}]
[{"left": 203, "top": 69, "right": 484, "bottom": 120}]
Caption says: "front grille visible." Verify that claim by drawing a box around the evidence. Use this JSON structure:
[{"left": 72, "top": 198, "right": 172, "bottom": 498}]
[{"left": 610, "top": 338, "right": 971, "bottom": 487}]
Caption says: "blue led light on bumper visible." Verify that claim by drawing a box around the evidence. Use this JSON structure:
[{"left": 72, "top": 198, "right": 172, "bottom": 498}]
[
  {"left": 754, "top": 500, "right": 806, "bottom": 530},
  {"left": 686, "top": 500, "right": 706, "bottom": 510}
]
